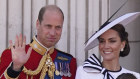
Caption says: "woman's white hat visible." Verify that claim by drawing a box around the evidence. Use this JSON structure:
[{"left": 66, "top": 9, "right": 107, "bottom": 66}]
[{"left": 85, "top": 12, "right": 140, "bottom": 51}]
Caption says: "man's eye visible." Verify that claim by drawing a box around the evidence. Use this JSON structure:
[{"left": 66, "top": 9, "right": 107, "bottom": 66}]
[
  {"left": 45, "top": 25, "right": 51, "bottom": 28},
  {"left": 56, "top": 26, "right": 62, "bottom": 29},
  {"left": 110, "top": 40, "right": 116, "bottom": 43}
]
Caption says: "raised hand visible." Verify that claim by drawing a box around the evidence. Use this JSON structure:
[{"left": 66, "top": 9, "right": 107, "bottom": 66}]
[{"left": 9, "top": 34, "right": 32, "bottom": 71}]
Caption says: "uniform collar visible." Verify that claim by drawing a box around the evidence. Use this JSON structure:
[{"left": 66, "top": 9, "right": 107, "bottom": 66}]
[{"left": 30, "top": 36, "right": 54, "bottom": 55}]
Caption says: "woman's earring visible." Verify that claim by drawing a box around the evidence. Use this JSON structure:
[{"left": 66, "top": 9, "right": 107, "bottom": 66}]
[{"left": 121, "top": 48, "right": 124, "bottom": 52}]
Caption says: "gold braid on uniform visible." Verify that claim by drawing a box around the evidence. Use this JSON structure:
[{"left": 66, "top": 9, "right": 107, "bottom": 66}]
[
  {"left": 22, "top": 50, "right": 55, "bottom": 79},
  {"left": 23, "top": 54, "right": 47, "bottom": 79},
  {"left": 40, "top": 53, "right": 55, "bottom": 79},
  {"left": 22, "top": 36, "right": 55, "bottom": 79}
]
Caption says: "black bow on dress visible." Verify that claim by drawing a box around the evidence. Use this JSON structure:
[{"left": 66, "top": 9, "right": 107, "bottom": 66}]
[{"left": 83, "top": 54, "right": 114, "bottom": 79}]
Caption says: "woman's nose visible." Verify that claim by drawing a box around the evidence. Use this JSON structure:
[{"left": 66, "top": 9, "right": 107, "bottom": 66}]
[{"left": 104, "top": 42, "right": 110, "bottom": 48}]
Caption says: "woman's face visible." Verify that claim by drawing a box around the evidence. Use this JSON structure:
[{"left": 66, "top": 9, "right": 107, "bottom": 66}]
[{"left": 99, "top": 29, "right": 125, "bottom": 61}]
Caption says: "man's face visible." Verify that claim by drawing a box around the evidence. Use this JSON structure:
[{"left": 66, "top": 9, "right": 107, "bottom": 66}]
[{"left": 36, "top": 10, "right": 63, "bottom": 48}]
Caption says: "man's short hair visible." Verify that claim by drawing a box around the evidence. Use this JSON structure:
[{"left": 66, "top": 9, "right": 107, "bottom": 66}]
[{"left": 38, "top": 5, "right": 64, "bottom": 23}]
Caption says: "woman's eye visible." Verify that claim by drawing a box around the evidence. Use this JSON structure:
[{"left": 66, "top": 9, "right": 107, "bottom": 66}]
[{"left": 99, "top": 40, "right": 104, "bottom": 43}]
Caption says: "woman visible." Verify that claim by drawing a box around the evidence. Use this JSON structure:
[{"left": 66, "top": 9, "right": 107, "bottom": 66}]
[{"left": 76, "top": 12, "right": 140, "bottom": 79}]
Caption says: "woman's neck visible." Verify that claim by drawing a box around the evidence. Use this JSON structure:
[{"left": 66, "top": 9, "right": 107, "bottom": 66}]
[{"left": 102, "top": 59, "right": 121, "bottom": 71}]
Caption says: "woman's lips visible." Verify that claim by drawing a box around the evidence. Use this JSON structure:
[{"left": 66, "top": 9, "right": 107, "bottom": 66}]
[{"left": 104, "top": 52, "right": 112, "bottom": 54}]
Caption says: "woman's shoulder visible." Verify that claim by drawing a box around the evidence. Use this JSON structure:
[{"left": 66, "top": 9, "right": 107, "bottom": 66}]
[
  {"left": 122, "top": 67, "right": 140, "bottom": 78},
  {"left": 76, "top": 65, "right": 104, "bottom": 79},
  {"left": 122, "top": 67, "right": 140, "bottom": 74},
  {"left": 77, "top": 65, "right": 83, "bottom": 70},
  {"left": 77, "top": 65, "right": 100, "bottom": 73},
  {"left": 76, "top": 66, "right": 86, "bottom": 74}
]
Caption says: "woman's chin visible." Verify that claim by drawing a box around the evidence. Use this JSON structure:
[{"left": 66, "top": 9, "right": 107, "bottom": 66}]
[{"left": 102, "top": 54, "right": 114, "bottom": 61}]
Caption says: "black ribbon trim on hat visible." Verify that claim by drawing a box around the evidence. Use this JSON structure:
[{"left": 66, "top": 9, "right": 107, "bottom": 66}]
[{"left": 83, "top": 54, "right": 114, "bottom": 79}]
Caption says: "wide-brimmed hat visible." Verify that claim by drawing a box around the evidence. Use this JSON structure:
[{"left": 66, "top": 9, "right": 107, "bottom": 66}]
[{"left": 85, "top": 12, "right": 140, "bottom": 51}]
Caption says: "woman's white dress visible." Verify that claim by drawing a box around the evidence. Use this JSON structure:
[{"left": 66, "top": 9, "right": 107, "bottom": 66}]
[
  {"left": 76, "top": 54, "right": 140, "bottom": 79},
  {"left": 76, "top": 66, "right": 140, "bottom": 79}
]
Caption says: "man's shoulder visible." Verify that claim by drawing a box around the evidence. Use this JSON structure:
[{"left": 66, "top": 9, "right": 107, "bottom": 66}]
[
  {"left": 55, "top": 48, "right": 74, "bottom": 58},
  {"left": 0, "top": 47, "right": 12, "bottom": 64},
  {"left": 1, "top": 47, "right": 11, "bottom": 56}
]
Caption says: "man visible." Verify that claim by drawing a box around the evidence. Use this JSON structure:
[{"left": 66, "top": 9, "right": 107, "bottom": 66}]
[{"left": 0, "top": 5, "right": 77, "bottom": 79}]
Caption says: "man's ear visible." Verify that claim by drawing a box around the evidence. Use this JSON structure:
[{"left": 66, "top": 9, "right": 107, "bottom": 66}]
[{"left": 36, "top": 19, "right": 40, "bottom": 29}]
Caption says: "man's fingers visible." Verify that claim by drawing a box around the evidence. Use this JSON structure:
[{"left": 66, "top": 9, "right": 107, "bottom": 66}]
[
  {"left": 22, "top": 35, "right": 26, "bottom": 47},
  {"left": 15, "top": 35, "right": 19, "bottom": 48},
  {"left": 9, "top": 40, "right": 14, "bottom": 49},
  {"left": 19, "top": 34, "right": 23, "bottom": 47}
]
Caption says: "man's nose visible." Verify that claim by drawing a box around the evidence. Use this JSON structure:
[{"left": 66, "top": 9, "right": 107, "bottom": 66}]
[{"left": 50, "top": 29, "right": 56, "bottom": 36}]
